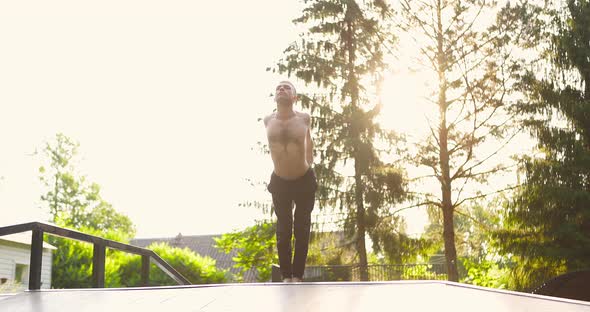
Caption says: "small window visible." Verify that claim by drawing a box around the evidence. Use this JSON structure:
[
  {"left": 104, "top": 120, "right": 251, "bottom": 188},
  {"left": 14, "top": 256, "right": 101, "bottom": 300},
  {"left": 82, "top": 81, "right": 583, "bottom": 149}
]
[{"left": 15, "top": 264, "right": 29, "bottom": 284}]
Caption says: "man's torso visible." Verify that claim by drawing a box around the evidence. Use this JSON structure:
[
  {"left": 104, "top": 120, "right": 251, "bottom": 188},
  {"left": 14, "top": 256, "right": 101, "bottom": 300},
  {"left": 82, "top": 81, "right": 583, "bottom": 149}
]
[{"left": 265, "top": 112, "right": 310, "bottom": 179}]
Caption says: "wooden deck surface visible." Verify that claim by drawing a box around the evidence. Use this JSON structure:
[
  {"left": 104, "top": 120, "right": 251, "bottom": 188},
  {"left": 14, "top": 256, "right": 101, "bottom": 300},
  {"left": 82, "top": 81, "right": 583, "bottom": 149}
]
[{"left": 0, "top": 281, "right": 589, "bottom": 312}]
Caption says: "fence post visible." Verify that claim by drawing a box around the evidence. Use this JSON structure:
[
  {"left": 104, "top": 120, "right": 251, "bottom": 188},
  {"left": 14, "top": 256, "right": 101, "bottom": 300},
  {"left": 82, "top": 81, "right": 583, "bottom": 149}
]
[
  {"left": 141, "top": 255, "right": 150, "bottom": 286},
  {"left": 92, "top": 242, "right": 106, "bottom": 288},
  {"left": 29, "top": 229, "right": 43, "bottom": 290}
]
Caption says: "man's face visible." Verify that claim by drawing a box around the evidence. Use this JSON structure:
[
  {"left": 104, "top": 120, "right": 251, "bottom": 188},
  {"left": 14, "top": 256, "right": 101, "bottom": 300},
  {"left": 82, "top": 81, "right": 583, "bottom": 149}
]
[{"left": 274, "top": 82, "right": 296, "bottom": 104}]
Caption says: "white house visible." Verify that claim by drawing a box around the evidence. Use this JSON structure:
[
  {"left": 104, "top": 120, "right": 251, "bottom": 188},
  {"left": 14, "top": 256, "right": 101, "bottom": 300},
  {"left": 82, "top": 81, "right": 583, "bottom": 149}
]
[{"left": 0, "top": 232, "right": 55, "bottom": 290}]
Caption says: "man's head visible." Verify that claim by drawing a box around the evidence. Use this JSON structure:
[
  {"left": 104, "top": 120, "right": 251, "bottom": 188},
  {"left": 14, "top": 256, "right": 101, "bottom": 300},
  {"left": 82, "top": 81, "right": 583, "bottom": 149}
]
[{"left": 274, "top": 80, "right": 297, "bottom": 105}]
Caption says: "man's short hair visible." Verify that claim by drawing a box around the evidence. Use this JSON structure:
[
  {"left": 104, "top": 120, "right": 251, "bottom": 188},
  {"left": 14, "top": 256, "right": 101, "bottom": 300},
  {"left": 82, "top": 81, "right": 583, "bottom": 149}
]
[{"left": 280, "top": 80, "right": 296, "bottom": 97}]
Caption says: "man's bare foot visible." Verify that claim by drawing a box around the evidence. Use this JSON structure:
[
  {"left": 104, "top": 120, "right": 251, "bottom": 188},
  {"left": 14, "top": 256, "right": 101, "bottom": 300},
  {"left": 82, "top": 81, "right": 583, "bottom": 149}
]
[
  {"left": 292, "top": 277, "right": 303, "bottom": 283},
  {"left": 283, "top": 278, "right": 293, "bottom": 283}
]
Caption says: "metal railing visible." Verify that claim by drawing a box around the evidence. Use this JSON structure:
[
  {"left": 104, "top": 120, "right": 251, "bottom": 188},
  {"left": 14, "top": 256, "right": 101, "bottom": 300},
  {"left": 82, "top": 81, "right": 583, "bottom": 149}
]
[
  {"left": 272, "top": 263, "right": 448, "bottom": 282},
  {"left": 0, "top": 222, "right": 191, "bottom": 290}
]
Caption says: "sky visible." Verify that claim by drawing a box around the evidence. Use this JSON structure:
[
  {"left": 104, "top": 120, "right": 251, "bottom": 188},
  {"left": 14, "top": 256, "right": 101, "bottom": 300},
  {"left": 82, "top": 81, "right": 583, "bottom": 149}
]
[
  {"left": 0, "top": 1, "right": 530, "bottom": 239},
  {"left": 0, "top": 0, "right": 307, "bottom": 238}
]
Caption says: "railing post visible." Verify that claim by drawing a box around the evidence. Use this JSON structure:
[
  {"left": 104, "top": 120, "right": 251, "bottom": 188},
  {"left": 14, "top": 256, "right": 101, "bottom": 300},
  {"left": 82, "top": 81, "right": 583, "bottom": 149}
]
[
  {"left": 29, "top": 229, "right": 43, "bottom": 290},
  {"left": 92, "top": 242, "right": 106, "bottom": 288},
  {"left": 141, "top": 255, "right": 150, "bottom": 286}
]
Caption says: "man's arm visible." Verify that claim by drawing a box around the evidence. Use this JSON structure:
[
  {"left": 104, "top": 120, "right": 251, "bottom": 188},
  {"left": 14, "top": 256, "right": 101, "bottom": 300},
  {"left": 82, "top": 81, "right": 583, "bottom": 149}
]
[{"left": 305, "top": 115, "right": 313, "bottom": 165}]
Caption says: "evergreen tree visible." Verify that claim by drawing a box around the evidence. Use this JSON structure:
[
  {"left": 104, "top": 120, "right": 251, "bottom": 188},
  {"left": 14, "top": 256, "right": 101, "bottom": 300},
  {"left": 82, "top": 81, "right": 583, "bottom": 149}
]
[
  {"left": 496, "top": 0, "right": 590, "bottom": 290},
  {"left": 273, "top": 0, "right": 408, "bottom": 280}
]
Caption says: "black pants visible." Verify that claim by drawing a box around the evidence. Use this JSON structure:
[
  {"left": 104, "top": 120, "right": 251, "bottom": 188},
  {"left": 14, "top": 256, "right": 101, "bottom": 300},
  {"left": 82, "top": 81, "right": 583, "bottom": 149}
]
[{"left": 268, "top": 168, "right": 317, "bottom": 279}]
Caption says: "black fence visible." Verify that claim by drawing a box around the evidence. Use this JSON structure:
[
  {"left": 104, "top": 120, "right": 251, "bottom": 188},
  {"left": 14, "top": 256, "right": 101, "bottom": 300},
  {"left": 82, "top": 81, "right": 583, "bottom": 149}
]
[{"left": 272, "top": 264, "right": 447, "bottom": 282}]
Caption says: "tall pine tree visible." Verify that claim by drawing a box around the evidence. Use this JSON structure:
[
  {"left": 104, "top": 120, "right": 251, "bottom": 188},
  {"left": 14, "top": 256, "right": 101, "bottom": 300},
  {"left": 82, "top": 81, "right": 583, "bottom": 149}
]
[
  {"left": 497, "top": 0, "right": 590, "bottom": 290},
  {"left": 273, "top": 0, "right": 407, "bottom": 280}
]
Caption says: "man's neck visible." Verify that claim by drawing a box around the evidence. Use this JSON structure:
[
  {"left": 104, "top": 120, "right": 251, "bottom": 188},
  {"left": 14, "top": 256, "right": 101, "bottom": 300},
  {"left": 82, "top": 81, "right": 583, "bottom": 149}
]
[{"left": 276, "top": 103, "right": 295, "bottom": 119}]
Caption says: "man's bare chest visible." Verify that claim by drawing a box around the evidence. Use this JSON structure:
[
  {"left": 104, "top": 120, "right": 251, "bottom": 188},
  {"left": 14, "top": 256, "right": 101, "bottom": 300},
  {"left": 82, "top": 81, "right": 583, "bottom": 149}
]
[{"left": 267, "top": 119, "right": 307, "bottom": 145}]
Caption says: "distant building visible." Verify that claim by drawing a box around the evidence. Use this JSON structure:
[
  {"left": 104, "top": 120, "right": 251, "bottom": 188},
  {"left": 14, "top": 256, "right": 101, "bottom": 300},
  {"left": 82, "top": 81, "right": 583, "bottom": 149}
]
[
  {"left": 131, "top": 234, "right": 257, "bottom": 282},
  {"left": 0, "top": 233, "right": 56, "bottom": 291}
]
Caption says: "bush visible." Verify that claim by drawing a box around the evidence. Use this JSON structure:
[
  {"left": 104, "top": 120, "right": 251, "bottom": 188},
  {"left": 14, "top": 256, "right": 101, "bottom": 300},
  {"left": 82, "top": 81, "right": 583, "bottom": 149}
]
[
  {"left": 116, "top": 242, "right": 229, "bottom": 286},
  {"left": 49, "top": 227, "right": 126, "bottom": 289},
  {"left": 214, "top": 221, "right": 277, "bottom": 282},
  {"left": 50, "top": 229, "right": 228, "bottom": 288},
  {"left": 461, "top": 258, "right": 509, "bottom": 289}
]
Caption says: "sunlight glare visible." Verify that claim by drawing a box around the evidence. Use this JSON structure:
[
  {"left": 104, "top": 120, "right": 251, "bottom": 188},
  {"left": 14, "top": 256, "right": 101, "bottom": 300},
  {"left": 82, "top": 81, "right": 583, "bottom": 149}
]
[{"left": 378, "top": 71, "right": 433, "bottom": 140}]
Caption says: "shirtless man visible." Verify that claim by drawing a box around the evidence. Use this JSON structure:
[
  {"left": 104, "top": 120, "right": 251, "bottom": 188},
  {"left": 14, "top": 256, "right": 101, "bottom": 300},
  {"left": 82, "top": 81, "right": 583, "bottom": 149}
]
[{"left": 264, "top": 80, "right": 317, "bottom": 283}]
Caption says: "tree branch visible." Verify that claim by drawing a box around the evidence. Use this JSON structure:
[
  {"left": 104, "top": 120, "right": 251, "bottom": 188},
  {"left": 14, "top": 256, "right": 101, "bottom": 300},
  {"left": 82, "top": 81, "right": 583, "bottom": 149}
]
[
  {"left": 452, "top": 184, "right": 520, "bottom": 209},
  {"left": 454, "top": 128, "right": 521, "bottom": 177}
]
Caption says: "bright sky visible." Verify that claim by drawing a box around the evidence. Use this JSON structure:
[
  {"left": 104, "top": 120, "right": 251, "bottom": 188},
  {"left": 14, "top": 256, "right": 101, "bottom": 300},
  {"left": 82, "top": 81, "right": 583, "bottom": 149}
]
[
  {"left": 0, "top": 0, "right": 305, "bottom": 238},
  {"left": 0, "top": 1, "right": 528, "bottom": 239}
]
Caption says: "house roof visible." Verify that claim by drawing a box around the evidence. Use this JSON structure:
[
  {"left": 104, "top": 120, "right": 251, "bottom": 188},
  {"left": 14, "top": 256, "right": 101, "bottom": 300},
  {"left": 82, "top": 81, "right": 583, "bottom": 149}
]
[
  {"left": 0, "top": 232, "right": 57, "bottom": 250},
  {"left": 130, "top": 234, "right": 257, "bottom": 282}
]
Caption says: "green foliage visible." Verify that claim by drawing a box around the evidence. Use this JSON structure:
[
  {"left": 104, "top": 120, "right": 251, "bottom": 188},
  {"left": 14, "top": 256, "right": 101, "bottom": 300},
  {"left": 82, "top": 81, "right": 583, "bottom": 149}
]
[
  {"left": 49, "top": 227, "right": 126, "bottom": 289},
  {"left": 500, "top": 256, "right": 567, "bottom": 291},
  {"left": 496, "top": 0, "right": 590, "bottom": 291},
  {"left": 51, "top": 236, "right": 227, "bottom": 288},
  {"left": 38, "top": 134, "right": 226, "bottom": 288},
  {"left": 461, "top": 258, "right": 510, "bottom": 289},
  {"left": 306, "top": 232, "right": 357, "bottom": 266},
  {"left": 401, "top": 264, "right": 446, "bottom": 281},
  {"left": 424, "top": 197, "right": 504, "bottom": 263},
  {"left": 214, "top": 221, "right": 277, "bottom": 282},
  {"left": 37, "top": 134, "right": 139, "bottom": 288},
  {"left": 116, "top": 242, "right": 228, "bottom": 286},
  {"left": 49, "top": 237, "right": 93, "bottom": 288},
  {"left": 370, "top": 221, "right": 435, "bottom": 264},
  {"left": 39, "top": 133, "right": 136, "bottom": 240},
  {"left": 422, "top": 196, "right": 512, "bottom": 285}
]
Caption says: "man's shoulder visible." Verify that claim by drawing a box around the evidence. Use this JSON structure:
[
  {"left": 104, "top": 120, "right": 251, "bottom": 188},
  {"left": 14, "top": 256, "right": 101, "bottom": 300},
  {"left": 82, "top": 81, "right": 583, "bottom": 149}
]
[
  {"left": 296, "top": 111, "right": 311, "bottom": 122},
  {"left": 263, "top": 113, "right": 276, "bottom": 126}
]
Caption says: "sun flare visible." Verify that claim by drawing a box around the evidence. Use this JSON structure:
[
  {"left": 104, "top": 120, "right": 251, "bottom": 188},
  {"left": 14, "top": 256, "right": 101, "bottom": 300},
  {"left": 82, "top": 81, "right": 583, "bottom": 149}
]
[{"left": 378, "top": 71, "right": 434, "bottom": 139}]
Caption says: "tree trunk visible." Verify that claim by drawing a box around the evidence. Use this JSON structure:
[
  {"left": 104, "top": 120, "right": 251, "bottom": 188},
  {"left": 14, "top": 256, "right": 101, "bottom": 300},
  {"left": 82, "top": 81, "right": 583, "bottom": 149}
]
[
  {"left": 354, "top": 167, "right": 369, "bottom": 281},
  {"left": 436, "top": 0, "right": 459, "bottom": 282},
  {"left": 439, "top": 106, "right": 459, "bottom": 282},
  {"left": 442, "top": 201, "right": 459, "bottom": 281},
  {"left": 52, "top": 172, "right": 60, "bottom": 221},
  {"left": 345, "top": 13, "right": 369, "bottom": 281}
]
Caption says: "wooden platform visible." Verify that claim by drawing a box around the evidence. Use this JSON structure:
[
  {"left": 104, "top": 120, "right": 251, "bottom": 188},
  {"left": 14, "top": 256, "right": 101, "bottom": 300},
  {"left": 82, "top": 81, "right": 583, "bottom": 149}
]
[{"left": 0, "top": 281, "right": 589, "bottom": 311}]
